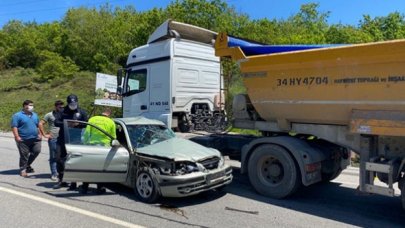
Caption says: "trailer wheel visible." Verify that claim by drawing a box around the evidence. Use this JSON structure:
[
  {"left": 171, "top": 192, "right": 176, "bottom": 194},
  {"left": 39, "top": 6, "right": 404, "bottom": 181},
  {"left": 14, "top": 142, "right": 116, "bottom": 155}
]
[
  {"left": 134, "top": 168, "right": 160, "bottom": 203},
  {"left": 248, "top": 144, "right": 300, "bottom": 199}
]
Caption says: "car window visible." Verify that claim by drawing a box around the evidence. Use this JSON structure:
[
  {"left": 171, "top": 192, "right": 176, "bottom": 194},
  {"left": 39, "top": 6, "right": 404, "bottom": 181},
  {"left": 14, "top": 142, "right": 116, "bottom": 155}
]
[
  {"left": 115, "top": 123, "right": 129, "bottom": 149},
  {"left": 126, "top": 124, "right": 175, "bottom": 148},
  {"left": 66, "top": 121, "right": 112, "bottom": 147}
]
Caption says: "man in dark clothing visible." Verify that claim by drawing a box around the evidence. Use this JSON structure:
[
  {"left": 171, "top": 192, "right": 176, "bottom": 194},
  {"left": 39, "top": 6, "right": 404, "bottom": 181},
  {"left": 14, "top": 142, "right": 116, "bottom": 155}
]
[{"left": 53, "top": 94, "right": 88, "bottom": 189}]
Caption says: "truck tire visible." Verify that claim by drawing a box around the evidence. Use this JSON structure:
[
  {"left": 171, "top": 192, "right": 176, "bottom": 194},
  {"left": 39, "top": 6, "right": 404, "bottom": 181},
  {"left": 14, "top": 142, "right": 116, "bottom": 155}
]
[
  {"left": 134, "top": 168, "right": 160, "bottom": 203},
  {"left": 248, "top": 144, "right": 300, "bottom": 199},
  {"left": 178, "top": 115, "right": 191, "bottom": 133},
  {"left": 321, "top": 169, "right": 342, "bottom": 182}
]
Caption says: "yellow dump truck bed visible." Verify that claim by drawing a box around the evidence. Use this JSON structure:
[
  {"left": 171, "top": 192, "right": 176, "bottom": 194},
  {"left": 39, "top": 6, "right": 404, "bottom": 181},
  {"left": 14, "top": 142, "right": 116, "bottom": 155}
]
[{"left": 215, "top": 33, "right": 405, "bottom": 136}]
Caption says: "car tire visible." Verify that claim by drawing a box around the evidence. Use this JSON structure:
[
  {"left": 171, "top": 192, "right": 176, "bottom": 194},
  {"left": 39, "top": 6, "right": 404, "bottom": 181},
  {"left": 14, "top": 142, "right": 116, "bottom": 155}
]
[
  {"left": 247, "top": 144, "right": 300, "bottom": 199},
  {"left": 134, "top": 168, "right": 160, "bottom": 203}
]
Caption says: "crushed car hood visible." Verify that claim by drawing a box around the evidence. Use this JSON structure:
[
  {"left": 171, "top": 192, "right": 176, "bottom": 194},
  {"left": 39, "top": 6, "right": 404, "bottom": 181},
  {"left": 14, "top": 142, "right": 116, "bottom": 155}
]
[{"left": 136, "top": 137, "right": 220, "bottom": 161}]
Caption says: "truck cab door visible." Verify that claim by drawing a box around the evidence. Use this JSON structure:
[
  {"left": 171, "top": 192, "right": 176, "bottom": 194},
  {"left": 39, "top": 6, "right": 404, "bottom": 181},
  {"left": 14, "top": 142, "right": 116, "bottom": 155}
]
[
  {"left": 63, "top": 120, "right": 129, "bottom": 183},
  {"left": 122, "top": 68, "right": 149, "bottom": 117}
]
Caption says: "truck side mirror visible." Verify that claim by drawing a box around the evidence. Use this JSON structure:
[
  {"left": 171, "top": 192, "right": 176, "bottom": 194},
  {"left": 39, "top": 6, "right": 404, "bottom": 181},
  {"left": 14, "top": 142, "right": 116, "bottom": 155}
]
[
  {"left": 117, "top": 69, "right": 123, "bottom": 95},
  {"left": 117, "top": 69, "right": 123, "bottom": 85}
]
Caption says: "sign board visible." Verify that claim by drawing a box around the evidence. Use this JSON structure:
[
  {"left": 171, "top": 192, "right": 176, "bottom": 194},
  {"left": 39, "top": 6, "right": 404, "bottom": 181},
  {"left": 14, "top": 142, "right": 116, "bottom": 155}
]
[{"left": 94, "top": 73, "right": 122, "bottom": 107}]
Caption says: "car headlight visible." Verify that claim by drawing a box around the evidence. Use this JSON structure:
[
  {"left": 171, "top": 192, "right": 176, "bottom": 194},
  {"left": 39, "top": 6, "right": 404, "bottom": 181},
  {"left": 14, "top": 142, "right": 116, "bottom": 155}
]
[
  {"left": 175, "top": 162, "right": 199, "bottom": 175},
  {"left": 159, "top": 166, "right": 172, "bottom": 175}
]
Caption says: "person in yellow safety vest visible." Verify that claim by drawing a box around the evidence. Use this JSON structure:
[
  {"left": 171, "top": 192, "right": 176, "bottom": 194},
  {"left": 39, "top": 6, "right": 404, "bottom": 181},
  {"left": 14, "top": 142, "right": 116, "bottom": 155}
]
[
  {"left": 80, "top": 107, "right": 116, "bottom": 194},
  {"left": 83, "top": 108, "right": 116, "bottom": 147}
]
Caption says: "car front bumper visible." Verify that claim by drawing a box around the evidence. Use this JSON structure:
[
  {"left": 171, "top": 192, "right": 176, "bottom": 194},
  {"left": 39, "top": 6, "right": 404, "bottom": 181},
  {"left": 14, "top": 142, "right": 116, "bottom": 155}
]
[{"left": 157, "top": 165, "right": 233, "bottom": 197}]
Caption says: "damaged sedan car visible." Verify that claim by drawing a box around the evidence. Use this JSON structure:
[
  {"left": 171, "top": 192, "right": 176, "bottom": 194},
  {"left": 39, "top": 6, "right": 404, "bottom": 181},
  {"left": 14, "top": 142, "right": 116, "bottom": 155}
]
[{"left": 63, "top": 116, "right": 233, "bottom": 202}]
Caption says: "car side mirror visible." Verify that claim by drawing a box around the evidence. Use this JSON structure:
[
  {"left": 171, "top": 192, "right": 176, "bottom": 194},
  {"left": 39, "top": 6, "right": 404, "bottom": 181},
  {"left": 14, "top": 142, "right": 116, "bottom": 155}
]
[{"left": 111, "top": 139, "right": 121, "bottom": 147}]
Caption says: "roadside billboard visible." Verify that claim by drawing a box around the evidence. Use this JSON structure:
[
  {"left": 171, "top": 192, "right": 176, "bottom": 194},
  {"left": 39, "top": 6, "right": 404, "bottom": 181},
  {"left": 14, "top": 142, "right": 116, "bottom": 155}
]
[{"left": 94, "top": 73, "right": 122, "bottom": 107}]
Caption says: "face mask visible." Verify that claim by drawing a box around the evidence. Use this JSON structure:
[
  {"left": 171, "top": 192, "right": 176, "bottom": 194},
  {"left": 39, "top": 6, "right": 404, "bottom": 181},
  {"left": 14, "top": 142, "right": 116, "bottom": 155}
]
[
  {"left": 27, "top": 105, "right": 34, "bottom": 112},
  {"left": 68, "top": 103, "right": 78, "bottom": 110}
]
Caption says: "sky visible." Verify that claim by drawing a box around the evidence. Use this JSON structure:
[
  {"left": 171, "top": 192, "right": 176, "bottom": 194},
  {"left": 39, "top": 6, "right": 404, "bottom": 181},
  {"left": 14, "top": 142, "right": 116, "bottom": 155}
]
[{"left": 0, "top": 0, "right": 404, "bottom": 27}]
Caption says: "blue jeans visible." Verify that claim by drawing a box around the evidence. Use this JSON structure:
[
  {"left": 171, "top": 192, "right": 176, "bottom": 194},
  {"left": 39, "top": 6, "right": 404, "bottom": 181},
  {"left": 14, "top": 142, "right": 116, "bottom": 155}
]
[{"left": 48, "top": 138, "right": 58, "bottom": 176}]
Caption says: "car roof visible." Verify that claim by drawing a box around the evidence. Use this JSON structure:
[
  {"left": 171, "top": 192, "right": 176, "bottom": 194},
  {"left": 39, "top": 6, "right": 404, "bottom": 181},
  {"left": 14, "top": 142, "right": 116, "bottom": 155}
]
[{"left": 114, "top": 116, "right": 165, "bottom": 126}]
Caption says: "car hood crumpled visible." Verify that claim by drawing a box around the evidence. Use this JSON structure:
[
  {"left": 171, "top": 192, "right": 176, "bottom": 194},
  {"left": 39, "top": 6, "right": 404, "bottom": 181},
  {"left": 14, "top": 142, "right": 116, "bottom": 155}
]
[{"left": 136, "top": 137, "right": 220, "bottom": 161}]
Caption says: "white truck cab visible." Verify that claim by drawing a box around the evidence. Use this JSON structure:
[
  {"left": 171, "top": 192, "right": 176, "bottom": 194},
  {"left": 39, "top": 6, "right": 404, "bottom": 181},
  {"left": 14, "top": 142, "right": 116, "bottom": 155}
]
[{"left": 118, "top": 20, "right": 224, "bottom": 132}]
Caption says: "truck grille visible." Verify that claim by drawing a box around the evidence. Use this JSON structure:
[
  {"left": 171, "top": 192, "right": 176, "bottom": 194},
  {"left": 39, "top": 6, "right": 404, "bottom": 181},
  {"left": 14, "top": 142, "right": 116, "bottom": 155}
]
[{"left": 199, "top": 157, "right": 220, "bottom": 170}]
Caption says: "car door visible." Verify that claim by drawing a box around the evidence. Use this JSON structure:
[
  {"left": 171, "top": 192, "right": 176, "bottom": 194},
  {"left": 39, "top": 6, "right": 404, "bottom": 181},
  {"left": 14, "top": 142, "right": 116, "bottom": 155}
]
[{"left": 63, "top": 120, "right": 129, "bottom": 183}]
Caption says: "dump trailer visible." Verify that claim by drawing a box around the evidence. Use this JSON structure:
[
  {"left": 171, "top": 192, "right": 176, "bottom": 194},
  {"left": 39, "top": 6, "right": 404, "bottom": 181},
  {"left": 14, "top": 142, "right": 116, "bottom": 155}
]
[{"left": 193, "top": 32, "right": 405, "bottom": 209}]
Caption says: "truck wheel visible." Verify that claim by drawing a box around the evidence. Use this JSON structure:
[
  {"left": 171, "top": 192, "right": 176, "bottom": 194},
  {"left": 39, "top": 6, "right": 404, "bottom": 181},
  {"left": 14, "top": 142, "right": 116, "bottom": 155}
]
[
  {"left": 248, "top": 144, "right": 300, "bottom": 199},
  {"left": 134, "top": 168, "right": 160, "bottom": 203},
  {"left": 178, "top": 115, "right": 191, "bottom": 133},
  {"left": 321, "top": 169, "right": 342, "bottom": 182}
]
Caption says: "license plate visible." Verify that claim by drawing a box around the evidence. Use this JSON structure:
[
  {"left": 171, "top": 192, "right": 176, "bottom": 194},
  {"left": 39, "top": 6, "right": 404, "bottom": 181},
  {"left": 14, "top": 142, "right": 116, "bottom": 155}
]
[{"left": 207, "top": 170, "right": 226, "bottom": 183}]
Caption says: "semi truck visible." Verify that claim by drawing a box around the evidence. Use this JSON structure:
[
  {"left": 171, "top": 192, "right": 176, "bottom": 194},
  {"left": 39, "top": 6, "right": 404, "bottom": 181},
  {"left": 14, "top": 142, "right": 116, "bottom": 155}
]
[
  {"left": 118, "top": 20, "right": 405, "bottom": 209},
  {"left": 197, "top": 32, "right": 405, "bottom": 209},
  {"left": 117, "top": 20, "right": 225, "bottom": 133}
]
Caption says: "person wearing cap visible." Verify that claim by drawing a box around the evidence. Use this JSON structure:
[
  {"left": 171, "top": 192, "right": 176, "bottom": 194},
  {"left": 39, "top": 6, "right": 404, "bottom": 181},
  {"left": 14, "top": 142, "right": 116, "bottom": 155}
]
[
  {"left": 53, "top": 94, "right": 88, "bottom": 189},
  {"left": 11, "top": 100, "right": 42, "bottom": 177},
  {"left": 39, "top": 100, "right": 64, "bottom": 181}
]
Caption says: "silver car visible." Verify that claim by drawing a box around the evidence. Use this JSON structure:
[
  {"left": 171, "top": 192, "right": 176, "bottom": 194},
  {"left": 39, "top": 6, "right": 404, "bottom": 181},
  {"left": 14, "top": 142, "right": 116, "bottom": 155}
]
[{"left": 63, "top": 116, "right": 233, "bottom": 202}]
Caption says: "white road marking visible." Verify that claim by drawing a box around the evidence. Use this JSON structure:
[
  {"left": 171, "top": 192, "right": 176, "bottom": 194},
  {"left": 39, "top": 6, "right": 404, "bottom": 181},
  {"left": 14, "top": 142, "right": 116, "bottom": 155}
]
[{"left": 0, "top": 186, "right": 145, "bottom": 228}]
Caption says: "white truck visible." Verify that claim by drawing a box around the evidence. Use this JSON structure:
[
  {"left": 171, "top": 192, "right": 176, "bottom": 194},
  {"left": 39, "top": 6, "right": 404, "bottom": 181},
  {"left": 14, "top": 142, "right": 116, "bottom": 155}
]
[
  {"left": 118, "top": 20, "right": 405, "bottom": 210},
  {"left": 117, "top": 20, "right": 225, "bottom": 132}
]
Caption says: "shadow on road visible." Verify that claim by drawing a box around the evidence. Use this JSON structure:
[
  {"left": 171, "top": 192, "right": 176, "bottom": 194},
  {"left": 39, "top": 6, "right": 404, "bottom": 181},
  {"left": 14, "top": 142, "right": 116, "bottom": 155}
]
[
  {"left": 0, "top": 169, "right": 20, "bottom": 175},
  {"left": 227, "top": 166, "right": 405, "bottom": 227},
  {"left": 0, "top": 169, "right": 52, "bottom": 180},
  {"left": 101, "top": 182, "right": 227, "bottom": 207},
  {"left": 43, "top": 184, "right": 212, "bottom": 228}
]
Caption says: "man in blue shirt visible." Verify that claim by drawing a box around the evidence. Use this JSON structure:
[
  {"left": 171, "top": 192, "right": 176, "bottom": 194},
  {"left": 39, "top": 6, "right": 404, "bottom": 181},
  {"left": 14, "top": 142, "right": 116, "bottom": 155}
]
[{"left": 11, "top": 100, "right": 42, "bottom": 177}]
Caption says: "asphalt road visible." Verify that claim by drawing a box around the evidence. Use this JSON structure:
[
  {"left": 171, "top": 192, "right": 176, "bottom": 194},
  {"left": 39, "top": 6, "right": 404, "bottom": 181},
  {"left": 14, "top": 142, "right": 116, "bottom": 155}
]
[{"left": 0, "top": 132, "right": 404, "bottom": 228}]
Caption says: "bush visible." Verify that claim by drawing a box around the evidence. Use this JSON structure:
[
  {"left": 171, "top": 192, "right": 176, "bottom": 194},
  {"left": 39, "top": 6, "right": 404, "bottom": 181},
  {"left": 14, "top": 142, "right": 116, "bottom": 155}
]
[{"left": 35, "top": 51, "right": 79, "bottom": 83}]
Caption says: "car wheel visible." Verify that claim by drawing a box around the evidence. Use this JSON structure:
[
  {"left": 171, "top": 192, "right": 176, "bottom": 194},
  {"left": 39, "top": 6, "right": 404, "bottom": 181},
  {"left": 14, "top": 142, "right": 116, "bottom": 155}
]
[
  {"left": 248, "top": 144, "right": 301, "bottom": 199},
  {"left": 134, "top": 168, "right": 160, "bottom": 203}
]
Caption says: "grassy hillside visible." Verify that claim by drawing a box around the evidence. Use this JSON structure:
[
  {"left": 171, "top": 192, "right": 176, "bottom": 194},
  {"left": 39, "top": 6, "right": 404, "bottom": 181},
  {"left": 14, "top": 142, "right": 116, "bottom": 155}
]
[{"left": 0, "top": 68, "right": 97, "bottom": 131}]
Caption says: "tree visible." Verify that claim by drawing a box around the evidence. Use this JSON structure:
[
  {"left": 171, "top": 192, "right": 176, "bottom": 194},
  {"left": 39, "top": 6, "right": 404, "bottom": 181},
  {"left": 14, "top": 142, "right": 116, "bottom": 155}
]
[{"left": 36, "top": 50, "right": 79, "bottom": 82}]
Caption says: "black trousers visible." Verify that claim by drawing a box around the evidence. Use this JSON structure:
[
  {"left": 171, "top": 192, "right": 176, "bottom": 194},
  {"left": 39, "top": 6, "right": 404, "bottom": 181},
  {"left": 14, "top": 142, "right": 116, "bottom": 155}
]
[
  {"left": 55, "top": 140, "right": 67, "bottom": 181},
  {"left": 16, "top": 138, "right": 41, "bottom": 171}
]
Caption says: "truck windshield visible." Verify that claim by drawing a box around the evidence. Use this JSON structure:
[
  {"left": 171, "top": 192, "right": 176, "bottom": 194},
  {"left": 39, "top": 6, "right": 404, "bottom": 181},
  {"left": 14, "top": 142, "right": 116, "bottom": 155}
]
[
  {"left": 124, "top": 69, "right": 147, "bottom": 96},
  {"left": 127, "top": 124, "right": 176, "bottom": 148}
]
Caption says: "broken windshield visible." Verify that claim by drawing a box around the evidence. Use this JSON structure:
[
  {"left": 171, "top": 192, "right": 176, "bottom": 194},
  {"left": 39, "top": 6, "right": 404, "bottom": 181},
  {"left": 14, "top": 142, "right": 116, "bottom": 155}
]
[{"left": 127, "top": 124, "right": 176, "bottom": 148}]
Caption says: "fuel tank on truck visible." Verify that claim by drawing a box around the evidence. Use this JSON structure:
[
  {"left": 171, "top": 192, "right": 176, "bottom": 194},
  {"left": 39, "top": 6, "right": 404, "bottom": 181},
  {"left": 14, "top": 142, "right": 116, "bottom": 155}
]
[{"left": 215, "top": 33, "right": 405, "bottom": 129}]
